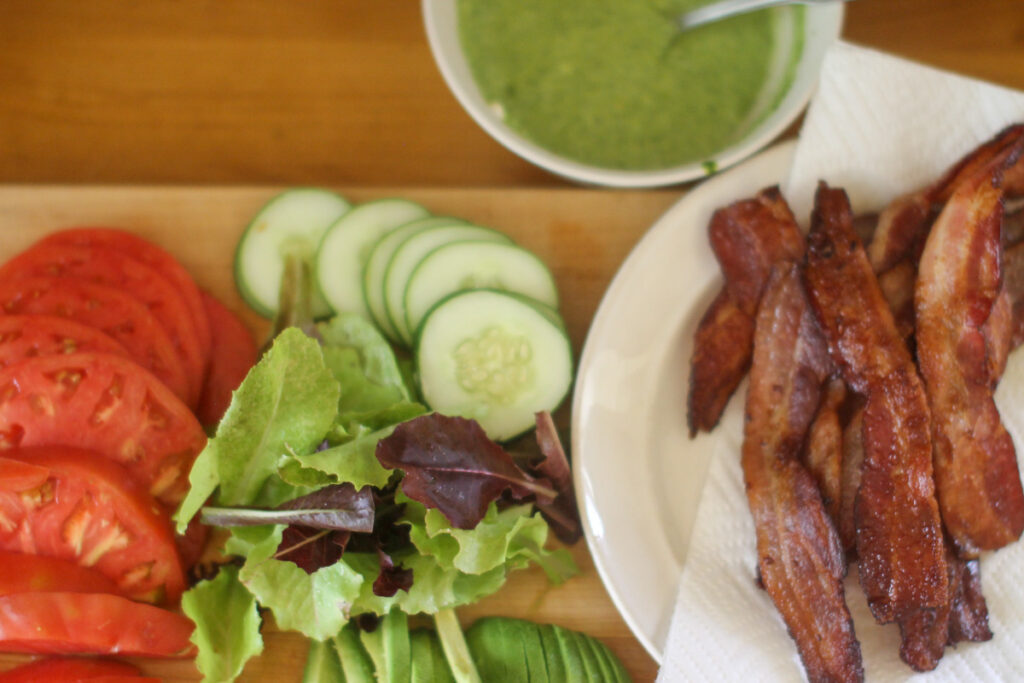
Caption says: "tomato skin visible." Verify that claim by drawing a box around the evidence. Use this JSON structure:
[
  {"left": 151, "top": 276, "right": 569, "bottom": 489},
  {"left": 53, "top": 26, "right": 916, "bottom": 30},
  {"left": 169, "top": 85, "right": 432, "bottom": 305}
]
[
  {"left": 0, "top": 657, "right": 141, "bottom": 681},
  {"left": 0, "top": 448, "right": 186, "bottom": 604},
  {"left": 0, "top": 315, "right": 131, "bottom": 373},
  {"left": 0, "top": 276, "right": 191, "bottom": 405},
  {"left": 0, "top": 245, "right": 206, "bottom": 407},
  {"left": 35, "top": 229, "right": 211, "bottom": 367},
  {"left": 0, "top": 592, "right": 195, "bottom": 658},
  {"left": 0, "top": 352, "right": 206, "bottom": 507},
  {"left": 0, "top": 551, "right": 122, "bottom": 597},
  {"left": 196, "top": 292, "right": 258, "bottom": 427}
]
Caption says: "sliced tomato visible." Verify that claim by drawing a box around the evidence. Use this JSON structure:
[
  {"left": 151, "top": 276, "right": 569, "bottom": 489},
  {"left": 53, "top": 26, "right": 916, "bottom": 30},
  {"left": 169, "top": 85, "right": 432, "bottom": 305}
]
[
  {"left": 0, "top": 315, "right": 130, "bottom": 372},
  {"left": 196, "top": 291, "right": 258, "bottom": 427},
  {"left": 35, "top": 229, "right": 211, "bottom": 368},
  {"left": 0, "top": 657, "right": 142, "bottom": 682},
  {"left": 0, "top": 448, "right": 186, "bottom": 603},
  {"left": 0, "top": 592, "right": 195, "bottom": 657},
  {"left": 0, "top": 277, "right": 190, "bottom": 406},
  {"left": 0, "top": 352, "right": 206, "bottom": 507},
  {"left": 0, "top": 461, "right": 49, "bottom": 493},
  {"left": 0, "top": 552, "right": 122, "bottom": 597},
  {"left": 0, "top": 245, "right": 206, "bottom": 406}
]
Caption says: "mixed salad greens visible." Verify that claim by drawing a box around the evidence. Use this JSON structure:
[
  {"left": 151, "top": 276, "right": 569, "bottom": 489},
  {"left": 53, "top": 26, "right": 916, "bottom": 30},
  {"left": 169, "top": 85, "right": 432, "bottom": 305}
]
[{"left": 174, "top": 190, "right": 611, "bottom": 682}]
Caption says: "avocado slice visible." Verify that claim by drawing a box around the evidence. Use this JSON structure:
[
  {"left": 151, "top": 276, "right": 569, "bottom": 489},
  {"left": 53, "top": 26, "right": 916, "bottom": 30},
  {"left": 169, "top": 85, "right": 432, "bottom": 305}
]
[
  {"left": 410, "top": 629, "right": 434, "bottom": 683},
  {"left": 537, "top": 625, "right": 567, "bottom": 683},
  {"left": 466, "top": 617, "right": 522, "bottom": 681},
  {"left": 580, "top": 633, "right": 620, "bottom": 683},
  {"left": 382, "top": 611, "right": 411, "bottom": 683},
  {"left": 593, "top": 637, "right": 632, "bottom": 683},
  {"left": 427, "top": 627, "right": 456, "bottom": 683},
  {"left": 505, "top": 619, "right": 550, "bottom": 683},
  {"left": 552, "top": 625, "right": 587, "bottom": 682},
  {"left": 565, "top": 628, "right": 602, "bottom": 681},
  {"left": 333, "top": 624, "right": 374, "bottom": 683},
  {"left": 333, "top": 624, "right": 374, "bottom": 682},
  {"left": 303, "top": 639, "right": 345, "bottom": 683}
]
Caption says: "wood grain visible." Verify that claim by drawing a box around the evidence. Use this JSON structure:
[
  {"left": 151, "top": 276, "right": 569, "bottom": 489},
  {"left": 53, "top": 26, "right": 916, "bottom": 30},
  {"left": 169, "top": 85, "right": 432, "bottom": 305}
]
[
  {"left": 0, "top": 1, "right": 1021, "bottom": 186},
  {"left": 0, "top": 185, "right": 679, "bottom": 682}
]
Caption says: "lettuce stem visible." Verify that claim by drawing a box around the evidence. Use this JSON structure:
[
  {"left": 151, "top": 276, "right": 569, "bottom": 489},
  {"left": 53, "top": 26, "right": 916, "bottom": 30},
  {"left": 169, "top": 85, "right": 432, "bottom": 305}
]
[{"left": 434, "top": 608, "right": 482, "bottom": 683}]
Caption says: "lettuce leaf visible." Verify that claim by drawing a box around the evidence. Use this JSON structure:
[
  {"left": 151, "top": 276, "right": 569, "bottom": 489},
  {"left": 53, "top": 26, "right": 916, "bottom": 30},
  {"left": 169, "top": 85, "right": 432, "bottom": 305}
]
[
  {"left": 235, "top": 525, "right": 365, "bottom": 641},
  {"left": 182, "top": 565, "right": 263, "bottom": 683},
  {"left": 176, "top": 329, "right": 339, "bottom": 530}
]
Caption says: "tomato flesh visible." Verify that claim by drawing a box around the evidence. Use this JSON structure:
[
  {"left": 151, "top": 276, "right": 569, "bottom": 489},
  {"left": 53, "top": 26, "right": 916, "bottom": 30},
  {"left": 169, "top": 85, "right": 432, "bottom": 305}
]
[
  {"left": 0, "top": 277, "right": 191, "bottom": 406},
  {"left": 0, "top": 245, "right": 206, "bottom": 407},
  {"left": 0, "top": 551, "right": 122, "bottom": 597},
  {"left": 0, "top": 592, "right": 195, "bottom": 658},
  {"left": 196, "top": 292, "right": 257, "bottom": 427},
  {"left": 0, "top": 315, "right": 131, "bottom": 374},
  {"left": 0, "top": 657, "right": 141, "bottom": 681},
  {"left": 36, "top": 229, "right": 211, "bottom": 368},
  {"left": 0, "top": 448, "right": 185, "bottom": 603},
  {"left": 0, "top": 352, "right": 206, "bottom": 507}
]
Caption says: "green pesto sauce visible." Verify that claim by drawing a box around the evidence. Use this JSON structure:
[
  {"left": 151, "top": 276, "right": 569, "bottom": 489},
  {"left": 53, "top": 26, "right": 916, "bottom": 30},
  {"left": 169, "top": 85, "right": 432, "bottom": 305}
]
[{"left": 457, "top": 0, "right": 802, "bottom": 171}]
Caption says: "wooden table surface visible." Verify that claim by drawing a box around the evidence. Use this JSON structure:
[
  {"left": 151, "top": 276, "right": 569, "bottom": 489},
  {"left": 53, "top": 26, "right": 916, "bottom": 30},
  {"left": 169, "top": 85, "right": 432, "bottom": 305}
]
[{"left": 0, "top": 2, "right": 1021, "bottom": 682}]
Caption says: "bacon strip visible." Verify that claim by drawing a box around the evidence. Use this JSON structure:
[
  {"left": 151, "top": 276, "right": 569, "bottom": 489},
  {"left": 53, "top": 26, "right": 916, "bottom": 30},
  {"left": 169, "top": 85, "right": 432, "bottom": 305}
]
[
  {"left": 687, "top": 187, "right": 804, "bottom": 435},
  {"left": 742, "top": 263, "right": 862, "bottom": 683},
  {"left": 803, "top": 377, "right": 846, "bottom": 527},
  {"left": 687, "top": 289, "right": 754, "bottom": 435},
  {"left": 684, "top": 188, "right": 802, "bottom": 432},
  {"left": 838, "top": 406, "right": 865, "bottom": 558},
  {"left": 947, "top": 555, "right": 992, "bottom": 644},
  {"left": 803, "top": 183, "right": 948, "bottom": 626},
  {"left": 1004, "top": 239, "right": 1024, "bottom": 348},
  {"left": 915, "top": 141, "right": 1024, "bottom": 556},
  {"left": 869, "top": 125, "right": 1024, "bottom": 275}
]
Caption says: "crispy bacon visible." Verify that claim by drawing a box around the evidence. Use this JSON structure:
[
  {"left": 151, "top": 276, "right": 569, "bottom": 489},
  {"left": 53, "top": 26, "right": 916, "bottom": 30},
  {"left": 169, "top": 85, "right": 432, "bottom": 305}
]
[
  {"left": 869, "top": 125, "right": 1024, "bottom": 271},
  {"left": 687, "top": 187, "right": 804, "bottom": 435},
  {"left": 687, "top": 288, "right": 754, "bottom": 436},
  {"left": 803, "top": 183, "right": 948, "bottom": 625},
  {"left": 742, "top": 263, "right": 862, "bottom": 683},
  {"left": 839, "top": 406, "right": 865, "bottom": 558},
  {"left": 1004, "top": 240, "right": 1024, "bottom": 348},
  {"left": 916, "top": 141, "right": 1024, "bottom": 556},
  {"left": 803, "top": 377, "right": 846, "bottom": 527},
  {"left": 947, "top": 555, "right": 992, "bottom": 644}
]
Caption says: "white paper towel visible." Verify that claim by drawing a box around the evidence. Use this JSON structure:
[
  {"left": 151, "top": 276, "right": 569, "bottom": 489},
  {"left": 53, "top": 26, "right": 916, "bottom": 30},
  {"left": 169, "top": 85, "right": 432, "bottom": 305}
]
[{"left": 658, "top": 42, "right": 1024, "bottom": 682}]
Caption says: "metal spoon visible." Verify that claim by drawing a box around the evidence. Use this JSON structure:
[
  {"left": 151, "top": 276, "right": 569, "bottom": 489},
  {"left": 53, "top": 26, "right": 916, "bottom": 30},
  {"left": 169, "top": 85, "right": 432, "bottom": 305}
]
[{"left": 678, "top": 0, "right": 853, "bottom": 31}]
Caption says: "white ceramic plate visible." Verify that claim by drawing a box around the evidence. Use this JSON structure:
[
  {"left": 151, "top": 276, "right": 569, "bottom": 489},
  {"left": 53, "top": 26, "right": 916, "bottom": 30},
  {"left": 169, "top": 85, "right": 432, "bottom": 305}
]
[{"left": 571, "top": 140, "right": 796, "bottom": 662}]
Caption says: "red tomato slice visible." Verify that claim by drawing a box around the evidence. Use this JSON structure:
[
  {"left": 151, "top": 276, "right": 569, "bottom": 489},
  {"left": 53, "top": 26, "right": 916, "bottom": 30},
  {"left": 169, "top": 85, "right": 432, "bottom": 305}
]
[
  {"left": 196, "top": 291, "right": 258, "bottom": 427},
  {"left": 0, "top": 352, "right": 205, "bottom": 507},
  {"left": 0, "top": 657, "right": 142, "bottom": 682},
  {"left": 0, "top": 592, "right": 195, "bottom": 657},
  {"left": 0, "top": 551, "right": 122, "bottom": 597},
  {"left": 0, "top": 315, "right": 131, "bottom": 372},
  {"left": 0, "top": 461, "right": 49, "bottom": 493},
  {"left": 0, "top": 245, "right": 206, "bottom": 407},
  {"left": 35, "top": 229, "right": 211, "bottom": 369},
  {"left": 0, "top": 277, "right": 191, "bottom": 406},
  {"left": 0, "top": 448, "right": 186, "bottom": 603}
]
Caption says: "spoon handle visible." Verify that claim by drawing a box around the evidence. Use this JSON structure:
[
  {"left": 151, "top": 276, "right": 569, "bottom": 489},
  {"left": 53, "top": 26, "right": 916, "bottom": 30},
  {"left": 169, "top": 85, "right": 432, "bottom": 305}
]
[{"left": 679, "top": 0, "right": 849, "bottom": 30}]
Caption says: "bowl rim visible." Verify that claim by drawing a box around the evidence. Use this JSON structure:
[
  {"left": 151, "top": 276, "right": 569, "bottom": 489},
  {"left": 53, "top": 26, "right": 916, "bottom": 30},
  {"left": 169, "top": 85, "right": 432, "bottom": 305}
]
[{"left": 423, "top": 0, "right": 845, "bottom": 188}]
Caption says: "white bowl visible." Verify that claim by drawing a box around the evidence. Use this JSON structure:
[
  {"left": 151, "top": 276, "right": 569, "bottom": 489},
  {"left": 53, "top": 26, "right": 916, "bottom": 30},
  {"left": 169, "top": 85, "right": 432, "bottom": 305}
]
[{"left": 423, "top": 0, "right": 844, "bottom": 188}]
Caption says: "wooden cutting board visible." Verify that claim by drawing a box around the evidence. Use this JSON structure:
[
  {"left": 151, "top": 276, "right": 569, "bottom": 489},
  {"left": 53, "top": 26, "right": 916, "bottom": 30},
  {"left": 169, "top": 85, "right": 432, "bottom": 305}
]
[{"left": 0, "top": 186, "right": 682, "bottom": 682}]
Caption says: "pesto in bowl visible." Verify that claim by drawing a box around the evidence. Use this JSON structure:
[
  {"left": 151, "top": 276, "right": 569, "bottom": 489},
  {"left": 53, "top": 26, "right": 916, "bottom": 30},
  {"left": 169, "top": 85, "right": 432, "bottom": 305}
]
[{"left": 456, "top": 0, "right": 803, "bottom": 171}]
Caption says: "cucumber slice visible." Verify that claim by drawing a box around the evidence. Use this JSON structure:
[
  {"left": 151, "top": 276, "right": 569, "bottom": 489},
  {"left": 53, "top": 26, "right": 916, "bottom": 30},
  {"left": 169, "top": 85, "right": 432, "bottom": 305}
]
[
  {"left": 316, "top": 198, "right": 430, "bottom": 318},
  {"left": 384, "top": 224, "right": 512, "bottom": 347},
  {"left": 416, "top": 289, "right": 573, "bottom": 441},
  {"left": 404, "top": 240, "right": 559, "bottom": 342},
  {"left": 235, "top": 188, "right": 350, "bottom": 318},
  {"left": 363, "top": 216, "right": 466, "bottom": 342}
]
